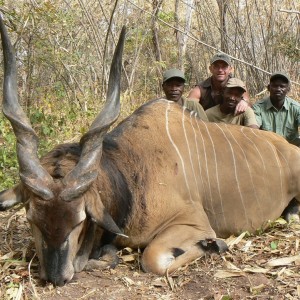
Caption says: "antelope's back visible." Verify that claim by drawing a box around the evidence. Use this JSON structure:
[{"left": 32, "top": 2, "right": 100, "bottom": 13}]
[{"left": 107, "top": 99, "right": 300, "bottom": 238}]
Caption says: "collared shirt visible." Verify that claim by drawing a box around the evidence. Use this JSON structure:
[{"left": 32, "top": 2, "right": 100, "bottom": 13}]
[
  {"left": 252, "top": 96, "right": 300, "bottom": 143},
  {"left": 206, "top": 105, "right": 258, "bottom": 127}
]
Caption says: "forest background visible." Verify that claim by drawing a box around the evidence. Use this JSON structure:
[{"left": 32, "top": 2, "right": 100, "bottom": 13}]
[{"left": 0, "top": 0, "right": 299, "bottom": 189}]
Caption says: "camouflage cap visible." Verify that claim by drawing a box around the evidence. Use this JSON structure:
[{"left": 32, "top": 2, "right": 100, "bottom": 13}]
[
  {"left": 225, "top": 77, "right": 247, "bottom": 92},
  {"left": 210, "top": 53, "right": 232, "bottom": 65},
  {"left": 270, "top": 72, "right": 290, "bottom": 84},
  {"left": 163, "top": 69, "right": 185, "bottom": 83}
]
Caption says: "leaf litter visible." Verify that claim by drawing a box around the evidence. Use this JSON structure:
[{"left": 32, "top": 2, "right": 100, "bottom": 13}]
[{"left": 1, "top": 210, "right": 300, "bottom": 299}]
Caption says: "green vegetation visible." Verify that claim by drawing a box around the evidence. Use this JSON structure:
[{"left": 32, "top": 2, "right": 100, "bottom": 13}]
[
  {"left": 0, "top": 102, "right": 100, "bottom": 190},
  {"left": 0, "top": 117, "right": 18, "bottom": 188},
  {"left": 0, "top": 0, "right": 299, "bottom": 189},
  {"left": 0, "top": 94, "right": 138, "bottom": 190}
]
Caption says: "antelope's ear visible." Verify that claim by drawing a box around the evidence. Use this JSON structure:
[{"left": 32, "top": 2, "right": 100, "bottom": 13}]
[
  {"left": 85, "top": 193, "right": 128, "bottom": 238},
  {"left": 0, "top": 184, "right": 24, "bottom": 211}
]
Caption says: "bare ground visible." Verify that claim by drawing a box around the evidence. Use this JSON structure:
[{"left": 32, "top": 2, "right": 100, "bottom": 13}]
[{"left": 1, "top": 208, "right": 300, "bottom": 300}]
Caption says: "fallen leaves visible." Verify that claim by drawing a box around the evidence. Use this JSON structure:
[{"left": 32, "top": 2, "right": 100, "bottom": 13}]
[
  {"left": 1, "top": 210, "right": 300, "bottom": 299},
  {"left": 266, "top": 254, "right": 300, "bottom": 267}
]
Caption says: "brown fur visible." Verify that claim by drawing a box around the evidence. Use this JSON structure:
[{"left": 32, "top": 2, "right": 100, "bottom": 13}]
[{"left": 1, "top": 99, "right": 300, "bottom": 284}]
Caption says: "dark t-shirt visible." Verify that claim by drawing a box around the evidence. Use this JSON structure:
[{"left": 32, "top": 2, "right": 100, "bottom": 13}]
[{"left": 197, "top": 76, "right": 230, "bottom": 110}]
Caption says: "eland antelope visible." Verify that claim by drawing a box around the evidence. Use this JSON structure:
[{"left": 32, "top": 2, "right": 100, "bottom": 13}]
[{"left": 0, "top": 17, "right": 300, "bottom": 286}]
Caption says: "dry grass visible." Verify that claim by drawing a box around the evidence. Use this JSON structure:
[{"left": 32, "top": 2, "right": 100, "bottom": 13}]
[{"left": 1, "top": 207, "right": 300, "bottom": 299}]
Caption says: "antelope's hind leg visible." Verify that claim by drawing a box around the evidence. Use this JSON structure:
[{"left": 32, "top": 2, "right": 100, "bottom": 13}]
[
  {"left": 141, "top": 224, "right": 228, "bottom": 275},
  {"left": 282, "top": 197, "right": 300, "bottom": 223}
]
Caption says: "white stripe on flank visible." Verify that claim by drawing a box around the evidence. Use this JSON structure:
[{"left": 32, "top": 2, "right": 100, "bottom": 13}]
[
  {"left": 215, "top": 123, "right": 248, "bottom": 227},
  {"left": 229, "top": 127, "right": 263, "bottom": 221},
  {"left": 276, "top": 149, "right": 292, "bottom": 177},
  {"left": 195, "top": 121, "right": 220, "bottom": 232},
  {"left": 165, "top": 102, "right": 193, "bottom": 202},
  {"left": 203, "top": 122, "right": 227, "bottom": 229},
  {"left": 240, "top": 127, "right": 270, "bottom": 221},
  {"left": 189, "top": 114, "right": 206, "bottom": 200},
  {"left": 181, "top": 108, "right": 201, "bottom": 200},
  {"left": 251, "top": 130, "right": 285, "bottom": 209}
]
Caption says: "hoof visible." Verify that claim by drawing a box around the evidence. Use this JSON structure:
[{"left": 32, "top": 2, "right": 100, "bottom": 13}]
[
  {"left": 86, "top": 244, "right": 119, "bottom": 271},
  {"left": 198, "top": 238, "right": 228, "bottom": 254}
]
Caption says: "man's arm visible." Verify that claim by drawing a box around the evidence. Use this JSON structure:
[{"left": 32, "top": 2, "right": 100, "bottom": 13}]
[
  {"left": 252, "top": 103, "right": 262, "bottom": 129},
  {"left": 234, "top": 90, "right": 251, "bottom": 116},
  {"left": 244, "top": 107, "right": 259, "bottom": 129},
  {"left": 248, "top": 124, "right": 259, "bottom": 129},
  {"left": 242, "top": 90, "right": 250, "bottom": 103},
  {"left": 184, "top": 100, "right": 208, "bottom": 121},
  {"left": 292, "top": 107, "right": 300, "bottom": 147},
  {"left": 187, "top": 86, "right": 202, "bottom": 102}
]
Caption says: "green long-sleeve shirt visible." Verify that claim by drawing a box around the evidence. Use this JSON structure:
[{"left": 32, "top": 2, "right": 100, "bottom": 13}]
[{"left": 253, "top": 96, "right": 300, "bottom": 144}]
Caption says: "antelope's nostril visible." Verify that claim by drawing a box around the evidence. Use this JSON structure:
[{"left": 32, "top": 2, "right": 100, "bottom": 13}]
[{"left": 53, "top": 278, "right": 67, "bottom": 287}]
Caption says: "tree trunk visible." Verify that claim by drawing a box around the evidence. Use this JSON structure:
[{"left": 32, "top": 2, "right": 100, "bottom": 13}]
[
  {"left": 175, "top": 0, "right": 194, "bottom": 70},
  {"left": 151, "top": 0, "right": 163, "bottom": 62},
  {"left": 217, "top": 0, "right": 228, "bottom": 52}
]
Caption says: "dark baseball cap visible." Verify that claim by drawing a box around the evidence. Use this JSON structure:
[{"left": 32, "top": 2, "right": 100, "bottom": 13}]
[
  {"left": 163, "top": 69, "right": 185, "bottom": 83},
  {"left": 270, "top": 72, "right": 290, "bottom": 84},
  {"left": 210, "top": 53, "right": 232, "bottom": 65},
  {"left": 225, "top": 78, "right": 247, "bottom": 92}
]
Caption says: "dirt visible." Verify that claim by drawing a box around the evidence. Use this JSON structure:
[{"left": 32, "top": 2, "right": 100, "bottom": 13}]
[{"left": 1, "top": 209, "right": 300, "bottom": 300}]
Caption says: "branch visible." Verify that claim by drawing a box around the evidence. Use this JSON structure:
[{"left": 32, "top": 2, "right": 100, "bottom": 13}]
[{"left": 278, "top": 9, "right": 300, "bottom": 15}]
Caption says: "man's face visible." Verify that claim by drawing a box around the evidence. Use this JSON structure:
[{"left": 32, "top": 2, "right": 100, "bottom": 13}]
[
  {"left": 222, "top": 87, "right": 244, "bottom": 112},
  {"left": 209, "top": 60, "right": 232, "bottom": 82},
  {"left": 162, "top": 78, "right": 185, "bottom": 102},
  {"left": 268, "top": 78, "right": 290, "bottom": 102}
]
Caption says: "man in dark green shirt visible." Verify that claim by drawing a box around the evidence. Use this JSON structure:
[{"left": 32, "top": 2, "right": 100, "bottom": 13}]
[{"left": 253, "top": 72, "right": 300, "bottom": 146}]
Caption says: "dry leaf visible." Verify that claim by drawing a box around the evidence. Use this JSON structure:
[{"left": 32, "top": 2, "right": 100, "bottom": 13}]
[
  {"left": 14, "top": 284, "right": 23, "bottom": 300},
  {"left": 226, "top": 232, "right": 248, "bottom": 247},
  {"left": 152, "top": 278, "right": 167, "bottom": 287},
  {"left": 0, "top": 252, "right": 15, "bottom": 260},
  {"left": 278, "top": 267, "right": 286, "bottom": 277},
  {"left": 122, "top": 276, "right": 135, "bottom": 286},
  {"left": 266, "top": 255, "right": 300, "bottom": 267},
  {"left": 121, "top": 254, "right": 136, "bottom": 262},
  {"left": 243, "top": 267, "right": 269, "bottom": 274},
  {"left": 224, "top": 261, "right": 241, "bottom": 271},
  {"left": 132, "top": 272, "right": 140, "bottom": 277},
  {"left": 166, "top": 269, "right": 175, "bottom": 291},
  {"left": 6, "top": 286, "right": 19, "bottom": 299},
  {"left": 214, "top": 270, "right": 245, "bottom": 279},
  {"left": 242, "top": 241, "right": 252, "bottom": 252},
  {"left": 122, "top": 247, "right": 133, "bottom": 254},
  {"left": 274, "top": 218, "right": 287, "bottom": 225},
  {"left": 250, "top": 283, "right": 265, "bottom": 294}
]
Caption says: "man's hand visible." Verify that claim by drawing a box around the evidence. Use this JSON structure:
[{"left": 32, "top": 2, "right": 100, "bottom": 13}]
[{"left": 234, "top": 99, "right": 249, "bottom": 116}]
